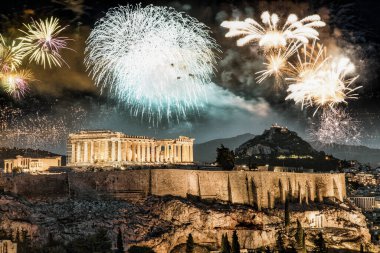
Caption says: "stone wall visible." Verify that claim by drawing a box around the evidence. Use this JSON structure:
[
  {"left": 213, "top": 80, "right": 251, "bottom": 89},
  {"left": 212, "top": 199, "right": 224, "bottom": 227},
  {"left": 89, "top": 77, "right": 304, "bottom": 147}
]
[{"left": 0, "top": 170, "right": 346, "bottom": 208}]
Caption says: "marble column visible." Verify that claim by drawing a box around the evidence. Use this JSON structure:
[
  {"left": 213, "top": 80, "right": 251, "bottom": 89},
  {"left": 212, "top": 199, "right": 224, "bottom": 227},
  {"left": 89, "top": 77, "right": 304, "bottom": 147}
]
[
  {"left": 146, "top": 143, "right": 151, "bottom": 162},
  {"left": 117, "top": 140, "right": 122, "bottom": 162},
  {"left": 132, "top": 143, "right": 136, "bottom": 162},
  {"left": 90, "top": 141, "right": 94, "bottom": 163},
  {"left": 156, "top": 145, "right": 160, "bottom": 162},
  {"left": 181, "top": 144, "right": 185, "bottom": 162},
  {"left": 189, "top": 144, "right": 193, "bottom": 162},
  {"left": 141, "top": 143, "right": 146, "bottom": 162},
  {"left": 137, "top": 143, "right": 141, "bottom": 162},
  {"left": 104, "top": 140, "right": 109, "bottom": 161},
  {"left": 76, "top": 142, "right": 81, "bottom": 163},
  {"left": 71, "top": 143, "right": 76, "bottom": 163},
  {"left": 178, "top": 144, "right": 182, "bottom": 163},
  {"left": 84, "top": 142, "right": 88, "bottom": 163},
  {"left": 173, "top": 144, "right": 177, "bottom": 163},
  {"left": 111, "top": 141, "right": 116, "bottom": 161},
  {"left": 169, "top": 144, "right": 174, "bottom": 163}
]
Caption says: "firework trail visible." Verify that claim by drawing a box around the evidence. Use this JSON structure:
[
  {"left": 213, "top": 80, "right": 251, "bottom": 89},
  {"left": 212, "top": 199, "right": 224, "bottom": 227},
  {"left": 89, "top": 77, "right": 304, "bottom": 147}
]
[
  {"left": 285, "top": 43, "right": 361, "bottom": 114},
  {"left": 1, "top": 69, "right": 34, "bottom": 99},
  {"left": 308, "top": 108, "right": 361, "bottom": 146},
  {"left": 221, "top": 11, "right": 325, "bottom": 50},
  {"left": 85, "top": 5, "right": 219, "bottom": 122},
  {"left": 19, "top": 17, "right": 71, "bottom": 68}
]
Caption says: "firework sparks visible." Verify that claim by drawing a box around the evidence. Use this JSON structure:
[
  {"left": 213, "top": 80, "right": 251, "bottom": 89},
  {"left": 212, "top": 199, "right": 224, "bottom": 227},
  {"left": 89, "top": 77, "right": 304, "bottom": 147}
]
[
  {"left": 221, "top": 11, "right": 325, "bottom": 50},
  {"left": 85, "top": 5, "right": 219, "bottom": 122},
  {"left": 256, "top": 42, "right": 300, "bottom": 84},
  {"left": 19, "top": 17, "right": 71, "bottom": 68},
  {"left": 1, "top": 69, "right": 34, "bottom": 99},
  {"left": 309, "top": 108, "right": 361, "bottom": 145},
  {"left": 285, "top": 43, "right": 361, "bottom": 113},
  {"left": 0, "top": 36, "right": 26, "bottom": 73}
]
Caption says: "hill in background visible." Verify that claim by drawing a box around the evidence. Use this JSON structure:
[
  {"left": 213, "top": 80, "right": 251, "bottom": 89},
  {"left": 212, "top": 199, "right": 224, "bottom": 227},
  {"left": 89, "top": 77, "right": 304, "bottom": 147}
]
[{"left": 194, "top": 133, "right": 254, "bottom": 163}]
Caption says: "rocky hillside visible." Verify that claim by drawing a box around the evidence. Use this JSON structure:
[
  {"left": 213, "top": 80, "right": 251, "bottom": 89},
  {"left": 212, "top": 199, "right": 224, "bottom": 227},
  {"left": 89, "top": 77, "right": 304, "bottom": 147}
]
[
  {"left": 0, "top": 192, "right": 375, "bottom": 252},
  {"left": 194, "top": 133, "right": 254, "bottom": 163},
  {"left": 235, "top": 125, "right": 340, "bottom": 171}
]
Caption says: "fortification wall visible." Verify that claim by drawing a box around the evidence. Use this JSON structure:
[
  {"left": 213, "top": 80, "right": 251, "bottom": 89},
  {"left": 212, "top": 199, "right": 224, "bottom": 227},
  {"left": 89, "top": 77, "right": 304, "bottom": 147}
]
[{"left": 0, "top": 170, "right": 346, "bottom": 208}]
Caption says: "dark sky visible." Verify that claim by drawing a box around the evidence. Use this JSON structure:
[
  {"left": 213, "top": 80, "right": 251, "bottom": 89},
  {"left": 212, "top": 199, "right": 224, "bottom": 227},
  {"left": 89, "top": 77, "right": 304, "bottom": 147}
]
[{"left": 0, "top": 0, "right": 380, "bottom": 153}]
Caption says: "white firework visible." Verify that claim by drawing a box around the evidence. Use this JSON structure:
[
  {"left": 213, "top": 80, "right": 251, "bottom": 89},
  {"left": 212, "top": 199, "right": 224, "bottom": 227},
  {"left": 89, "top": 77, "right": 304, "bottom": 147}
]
[
  {"left": 309, "top": 108, "right": 361, "bottom": 146},
  {"left": 221, "top": 11, "right": 325, "bottom": 50},
  {"left": 85, "top": 5, "right": 219, "bottom": 122}
]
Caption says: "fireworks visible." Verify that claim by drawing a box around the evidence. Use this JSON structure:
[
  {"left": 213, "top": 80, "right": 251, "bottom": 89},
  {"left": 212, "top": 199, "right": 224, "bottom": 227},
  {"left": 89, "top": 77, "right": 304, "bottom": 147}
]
[
  {"left": 1, "top": 69, "right": 34, "bottom": 99},
  {"left": 285, "top": 43, "right": 361, "bottom": 113},
  {"left": 309, "top": 108, "right": 361, "bottom": 145},
  {"left": 0, "top": 36, "right": 25, "bottom": 73},
  {"left": 85, "top": 5, "right": 219, "bottom": 122},
  {"left": 19, "top": 17, "right": 70, "bottom": 68},
  {"left": 221, "top": 11, "right": 325, "bottom": 50},
  {"left": 256, "top": 43, "right": 299, "bottom": 84}
]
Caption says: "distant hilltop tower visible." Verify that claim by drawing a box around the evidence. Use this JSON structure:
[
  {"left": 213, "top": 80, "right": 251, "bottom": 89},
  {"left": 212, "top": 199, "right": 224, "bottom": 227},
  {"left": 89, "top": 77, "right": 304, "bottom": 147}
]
[
  {"left": 270, "top": 123, "right": 289, "bottom": 134},
  {"left": 67, "top": 130, "right": 194, "bottom": 166}
]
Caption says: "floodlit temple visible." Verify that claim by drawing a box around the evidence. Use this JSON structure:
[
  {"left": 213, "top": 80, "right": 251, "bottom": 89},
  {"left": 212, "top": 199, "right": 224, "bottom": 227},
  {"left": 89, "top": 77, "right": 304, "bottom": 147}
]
[{"left": 67, "top": 130, "right": 194, "bottom": 166}]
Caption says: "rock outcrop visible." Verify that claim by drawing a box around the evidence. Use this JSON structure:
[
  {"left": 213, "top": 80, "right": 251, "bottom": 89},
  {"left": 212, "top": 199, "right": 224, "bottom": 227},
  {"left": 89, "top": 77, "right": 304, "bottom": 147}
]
[{"left": 0, "top": 193, "right": 375, "bottom": 252}]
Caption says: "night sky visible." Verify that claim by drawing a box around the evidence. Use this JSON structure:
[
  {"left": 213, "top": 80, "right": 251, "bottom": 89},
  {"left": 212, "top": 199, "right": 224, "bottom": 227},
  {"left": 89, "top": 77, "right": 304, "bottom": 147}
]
[{"left": 0, "top": 0, "right": 380, "bottom": 154}]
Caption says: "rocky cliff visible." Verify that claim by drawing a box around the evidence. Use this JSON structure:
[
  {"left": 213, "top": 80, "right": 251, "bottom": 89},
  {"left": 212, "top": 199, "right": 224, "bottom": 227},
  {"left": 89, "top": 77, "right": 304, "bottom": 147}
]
[{"left": 0, "top": 192, "right": 375, "bottom": 252}]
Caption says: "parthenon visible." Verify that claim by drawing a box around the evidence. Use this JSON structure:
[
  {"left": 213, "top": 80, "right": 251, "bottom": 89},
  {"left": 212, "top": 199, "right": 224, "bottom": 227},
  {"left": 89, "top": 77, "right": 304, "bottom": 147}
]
[{"left": 67, "top": 130, "right": 194, "bottom": 166}]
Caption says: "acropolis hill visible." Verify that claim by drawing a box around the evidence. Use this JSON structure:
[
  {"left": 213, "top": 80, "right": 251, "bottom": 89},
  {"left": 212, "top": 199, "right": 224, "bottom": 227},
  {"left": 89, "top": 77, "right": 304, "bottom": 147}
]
[{"left": 0, "top": 128, "right": 374, "bottom": 252}]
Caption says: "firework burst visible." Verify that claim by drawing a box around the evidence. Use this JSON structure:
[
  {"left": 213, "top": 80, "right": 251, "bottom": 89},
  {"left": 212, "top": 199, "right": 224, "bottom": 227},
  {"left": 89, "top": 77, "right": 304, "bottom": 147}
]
[
  {"left": 1, "top": 69, "right": 34, "bottom": 99},
  {"left": 286, "top": 43, "right": 361, "bottom": 113},
  {"left": 0, "top": 36, "right": 26, "bottom": 73},
  {"left": 221, "top": 11, "right": 325, "bottom": 50},
  {"left": 309, "top": 108, "right": 361, "bottom": 146},
  {"left": 85, "top": 5, "right": 219, "bottom": 122},
  {"left": 19, "top": 17, "right": 70, "bottom": 68},
  {"left": 255, "top": 42, "right": 300, "bottom": 85}
]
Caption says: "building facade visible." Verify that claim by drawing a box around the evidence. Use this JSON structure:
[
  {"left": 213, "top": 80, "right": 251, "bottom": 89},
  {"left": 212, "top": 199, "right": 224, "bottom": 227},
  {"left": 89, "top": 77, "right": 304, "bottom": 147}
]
[
  {"left": 4, "top": 156, "right": 62, "bottom": 174},
  {"left": 349, "top": 196, "right": 378, "bottom": 211},
  {"left": 67, "top": 130, "right": 194, "bottom": 166},
  {"left": 0, "top": 240, "right": 17, "bottom": 253}
]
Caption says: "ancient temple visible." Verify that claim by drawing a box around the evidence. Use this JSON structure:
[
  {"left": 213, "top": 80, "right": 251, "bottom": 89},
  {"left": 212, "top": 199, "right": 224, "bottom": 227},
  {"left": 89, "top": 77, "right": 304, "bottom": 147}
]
[{"left": 67, "top": 130, "right": 194, "bottom": 166}]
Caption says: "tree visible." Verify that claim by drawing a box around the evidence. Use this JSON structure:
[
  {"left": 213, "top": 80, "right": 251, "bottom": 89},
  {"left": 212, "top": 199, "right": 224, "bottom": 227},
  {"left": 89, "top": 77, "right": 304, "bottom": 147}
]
[
  {"left": 284, "top": 197, "right": 290, "bottom": 228},
  {"left": 220, "top": 233, "right": 231, "bottom": 253},
  {"left": 216, "top": 145, "right": 235, "bottom": 170},
  {"left": 313, "top": 231, "right": 327, "bottom": 253},
  {"left": 295, "top": 220, "right": 306, "bottom": 253},
  {"left": 128, "top": 246, "right": 155, "bottom": 253},
  {"left": 116, "top": 228, "right": 125, "bottom": 253},
  {"left": 231, "top": 231, "right": 240, "bottom": 253},
  {"left": 185, "top": 233, "right": 194, "bottom": 253},
  {"left": 276, "top": 231, "right": 286, "bottom": 253}
]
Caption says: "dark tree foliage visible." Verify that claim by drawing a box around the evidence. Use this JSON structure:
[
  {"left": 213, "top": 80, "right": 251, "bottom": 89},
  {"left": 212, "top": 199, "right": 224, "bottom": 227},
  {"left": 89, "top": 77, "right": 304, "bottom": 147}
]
[
  {"left": 265, "top": 246, "right": 272, "bottom": 253},
  {"left": 231, "top": 231, "right": 240, "bottom": 253},
  {"left": 295, "top": 220, "right": 306, "bottom": 253},
  {"left": 185, "top": 233, "right": 194, "bottom": 253},
  {"left": 67, "top": 229, "right": 112, "bottom": 253},
  {"left": 284, "top": 197, "right": 290, "bottom": 227},
  {"left": 221, "top": 233, "right": 231, "bottom": 253},
  {"left": 128, "top": 246, "right": 155, "bottom": 253},
  {"left": 216, "top": 145, "right": 235, "bottom": 171},
  {"left": 116, "top": 228, "right": 125, "bottom": 253},
  {"left": 313, "top": 231, "right": 327, "bottom": 253},
  {"left": 276, "top": 231, "right": 286, "bottom": 253}
]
